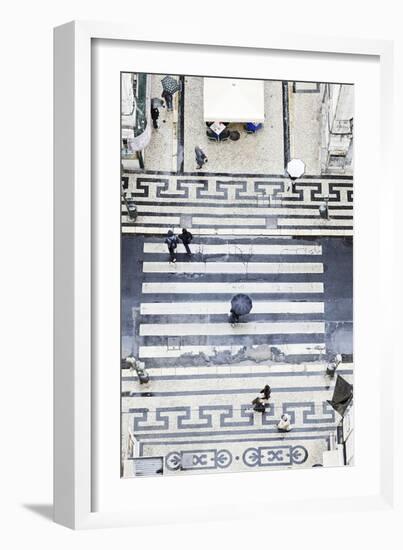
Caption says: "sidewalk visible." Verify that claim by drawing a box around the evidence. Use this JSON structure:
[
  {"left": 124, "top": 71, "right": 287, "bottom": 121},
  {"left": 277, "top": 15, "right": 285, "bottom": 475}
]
[
  {"left": 183, "top": 77, "right": 284, "bottom": 174},
  {"left": 289, "top": 82, "right": 322, "bottom": 175},
  {"left": 143, "top": 74, "right": 177, "bottom": 171},
  {"left": 122, "top": 172, "right": 353, "bottom": 237}
]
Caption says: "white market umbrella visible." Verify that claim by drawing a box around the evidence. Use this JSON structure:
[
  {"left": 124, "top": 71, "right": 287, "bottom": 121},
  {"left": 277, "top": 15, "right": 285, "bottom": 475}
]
[
  {"left": 203, "top": 78, "right": 265, "bottom": 123},
  {"left": 286, "top": 159, "right": 305, "bottom": 179}
]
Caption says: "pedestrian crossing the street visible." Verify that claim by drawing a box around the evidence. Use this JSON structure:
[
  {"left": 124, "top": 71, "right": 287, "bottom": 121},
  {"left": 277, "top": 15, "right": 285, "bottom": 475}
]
[
  {"left": 136, "top": 235, "right": 326, "bottom": 364},
  {"left": 121, "top": 172, "right": 353, "bottom": 477}
]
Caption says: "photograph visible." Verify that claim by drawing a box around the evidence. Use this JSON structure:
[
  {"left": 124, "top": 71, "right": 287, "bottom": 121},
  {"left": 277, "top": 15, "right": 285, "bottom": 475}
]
[
  {"left": 120, "top": 72, "right": 354, "bottom": 478},
  {"left": 1, "top": 0, "right": 399, "bottom": 541}
]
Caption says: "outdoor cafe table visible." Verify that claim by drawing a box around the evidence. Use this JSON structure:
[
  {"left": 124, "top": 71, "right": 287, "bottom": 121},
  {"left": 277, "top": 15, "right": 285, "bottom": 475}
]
[{"left": 208, "top": 121, "right": 227, "bottom": 135}]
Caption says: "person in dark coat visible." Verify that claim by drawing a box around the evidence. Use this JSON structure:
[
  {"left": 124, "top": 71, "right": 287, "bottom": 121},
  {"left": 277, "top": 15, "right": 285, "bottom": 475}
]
[
  {"left": 228, "top": 308, "right": 240, "bottom": 325},
  {"left": 164, "top": 230, "right": 179, "bottom": 263},
  {"left": 252, "top": 396, "right": 266, "bottom": 413},
  {"left": 195, "top": 146, "right": 208, "bottom": 169},
  {"left": 178, "top": 228, "right": 193, "bottom": 255},
  {"left": 161, "top": 90, "right": 173, "bottom": 111},
  {"left": 151, "top": 106, "right": 159, "bottom": 129},
  {"left": 260, "top": 384, "right": 271, "bottom": 401}
]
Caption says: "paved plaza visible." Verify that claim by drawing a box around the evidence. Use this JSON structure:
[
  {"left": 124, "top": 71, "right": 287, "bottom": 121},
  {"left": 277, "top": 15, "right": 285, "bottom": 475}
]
[{"left": 121, "top": 74, "right": 353, "bottom": 477}]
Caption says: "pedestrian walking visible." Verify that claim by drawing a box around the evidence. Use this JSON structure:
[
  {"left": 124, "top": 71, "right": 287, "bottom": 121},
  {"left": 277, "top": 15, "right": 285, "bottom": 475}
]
[
  {"left": 260, "top": 384, "right": 271, "bottom": 401},
  {"left": 319, "top": 196, "right": 330, "bottom": 219},
  {"left": 195, "top": 146, "right": 208, "bottom": 169},
  {"left": 228, "top": 293, "right": 253, "bottom": 324},
  {"left": 178, "top": 228, "right": 193, "bottom": 255},
  {"left": 228, "top": 308, "right": 240, "bottom": 325},
  {"left": 126, "top": 356, "right": 150, "bottom": 384},
  {"left": 151, "top": 105, "right": 159, "bottom": 129},
  {"left": 326, "top": 353, "right": 342, "bottom": 377},
  {"left": 164, "top": 229, "right": 179, "bottom": 263},
  {"left": 161, "top": 89, "right": 173, "bottom": 111},
  {"left": 252, "top": 396, "right": 266, "bottom": 413},
  {"left": 277, "top": 413, "right": 292, "bottom": 432}
]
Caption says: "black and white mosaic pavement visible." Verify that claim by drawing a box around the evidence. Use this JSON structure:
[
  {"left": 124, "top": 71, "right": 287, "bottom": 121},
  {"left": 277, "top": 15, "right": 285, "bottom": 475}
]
[{"left": 121, "top": 174, "right": 353, "bottom": 476}]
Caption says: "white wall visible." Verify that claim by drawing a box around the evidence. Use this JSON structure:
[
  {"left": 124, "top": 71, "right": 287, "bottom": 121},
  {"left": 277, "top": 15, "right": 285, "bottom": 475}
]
[
  {"left": 1, "top": 0, "right": 402, "bottom": 548},
  {"left": 336, "top": 85, "right": 354, "bottom": 122}
]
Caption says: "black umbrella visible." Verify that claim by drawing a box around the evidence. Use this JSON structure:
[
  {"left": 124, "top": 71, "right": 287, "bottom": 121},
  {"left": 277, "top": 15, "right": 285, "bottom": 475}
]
[
  {"left": 161, "top": 75, "right": 180, "bottom": 94},
  {"left": 327, "top": 375, "right": 353, "bottom": 417},
  {"left": 230, "top": 294, "right": 253, "bottom": 316}
]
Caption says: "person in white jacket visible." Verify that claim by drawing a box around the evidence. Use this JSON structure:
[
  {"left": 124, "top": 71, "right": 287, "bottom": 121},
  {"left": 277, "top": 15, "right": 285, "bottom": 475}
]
[{"left": 277, "top": 413, "right": 292, "bottom": 432}]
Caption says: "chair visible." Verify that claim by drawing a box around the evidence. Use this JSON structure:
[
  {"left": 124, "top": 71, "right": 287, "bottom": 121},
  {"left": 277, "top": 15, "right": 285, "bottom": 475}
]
[
  {"left": 218, "top": 129, "right": 230, "bottom": 142},
  {"left": 206, "top": 130, "right": 219, "bottom": 141},
  {"left": 245, "top": 123, "right": 263, "bottom": 134}
]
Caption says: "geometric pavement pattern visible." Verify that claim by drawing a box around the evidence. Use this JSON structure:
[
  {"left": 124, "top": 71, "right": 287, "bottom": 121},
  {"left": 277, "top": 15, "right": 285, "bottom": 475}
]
[
  {"left": 121, "top": 172, "right": 353, "bottom": 476},
  {"left": 122, "top": 172, "right": 353, "bottom": 237}
]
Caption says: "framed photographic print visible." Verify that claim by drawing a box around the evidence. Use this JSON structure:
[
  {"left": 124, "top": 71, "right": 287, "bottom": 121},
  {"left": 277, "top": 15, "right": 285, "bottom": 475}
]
[{"left": 54, "top": 21, "right": 398, "bottom": 530}]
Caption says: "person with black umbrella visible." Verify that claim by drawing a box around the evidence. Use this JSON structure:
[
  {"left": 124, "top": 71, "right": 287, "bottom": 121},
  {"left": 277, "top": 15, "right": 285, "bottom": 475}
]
[
  {"left": 228, "top": 309, "right": 240, "bottom": 325},
  {"left": 228, "top": 294, "right": 253, "bottom": 324},
  {"left": 161, "top": 76, "right": 180, "bottom": 112},
  {"left": 162, "top": 89, "right": 173, "bottom": 111}
]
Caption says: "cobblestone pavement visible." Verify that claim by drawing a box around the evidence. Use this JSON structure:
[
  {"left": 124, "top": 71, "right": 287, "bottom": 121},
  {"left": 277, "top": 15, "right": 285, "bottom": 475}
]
[
  {"left": 121, "top": 173, "right": 353, "bottom": 477},
  {"left": 143, "top": 75, "right": 323, "bottom": 175},
  {"left": 122, "top": 172, "right": 353, "bottom": 237},
  {"left": 121, "top": 74, "right": 353, "bottom": 477},
  {"left": 183, "top": 77, "right": 285, "bottom": 174},
  {"left": 143, "top": 75, "right": 178, "bottom": 171},
  {"left": 289, "top": 82, "right": 322, "bottom": 175}
]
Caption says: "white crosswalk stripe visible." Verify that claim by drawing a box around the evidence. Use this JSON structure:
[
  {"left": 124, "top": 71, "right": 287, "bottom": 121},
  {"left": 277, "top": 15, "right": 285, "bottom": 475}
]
[
  {"left": 142, "top": 281, "right": 324, "bottom": 294},
  {"left": 140, "top": 301, "right": 324, "bottom": 315},
  {"left": 123, "top": 226, "right": 352, "bottom": 236},
  {"left": 140, "top": 321, "right": 325, "bottom": 337},
  {"left": 143, "top": 262, "right": 324, "bottom": 274},
  {"left": 143, "top": 242, "right": 322, "bottom": 255},
  {"left": 278, "top": 217, "right": 352, "bottom": 227},
  {"left": 192, "top": 217, "right": 266, "bottom": 226},
  {"left": 134, "top": 215, "right": 181, "bottom": 225}
]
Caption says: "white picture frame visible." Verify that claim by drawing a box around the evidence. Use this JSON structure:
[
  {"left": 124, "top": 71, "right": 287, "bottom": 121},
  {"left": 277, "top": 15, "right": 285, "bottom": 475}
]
[{"left": 54, "top": 21, "right": 398, "bottom": 530}]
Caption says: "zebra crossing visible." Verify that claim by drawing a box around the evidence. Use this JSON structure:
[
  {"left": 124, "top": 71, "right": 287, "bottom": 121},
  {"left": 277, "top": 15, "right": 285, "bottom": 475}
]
[{"left": 121, "top": 232, "right": 352, "bottom": 476}]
